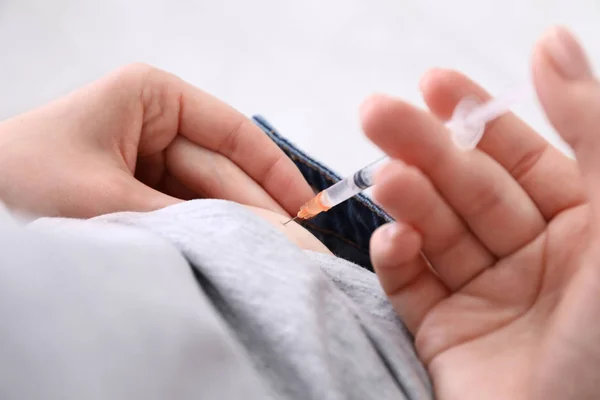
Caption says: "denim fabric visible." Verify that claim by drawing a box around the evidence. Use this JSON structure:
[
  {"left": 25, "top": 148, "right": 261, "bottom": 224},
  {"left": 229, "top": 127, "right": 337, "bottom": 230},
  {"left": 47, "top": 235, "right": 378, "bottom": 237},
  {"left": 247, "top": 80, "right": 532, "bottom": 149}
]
[{"left": 253, "top": 116, "right": 392, "bottom": 271}]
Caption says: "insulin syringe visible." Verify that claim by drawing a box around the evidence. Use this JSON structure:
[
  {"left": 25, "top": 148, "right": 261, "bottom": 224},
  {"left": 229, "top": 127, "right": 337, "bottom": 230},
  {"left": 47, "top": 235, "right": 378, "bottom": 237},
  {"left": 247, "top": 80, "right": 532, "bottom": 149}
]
[{"left": 283, "top": 87, "right": 529, "bottom": 225}]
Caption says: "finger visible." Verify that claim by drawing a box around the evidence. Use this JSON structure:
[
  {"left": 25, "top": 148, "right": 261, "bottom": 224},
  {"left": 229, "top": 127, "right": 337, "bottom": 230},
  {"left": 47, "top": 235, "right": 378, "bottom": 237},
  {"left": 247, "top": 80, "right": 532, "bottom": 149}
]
[
  {"left": 373, "top": 160, "right": 495, "bottom": 290},
  {"left": 161, "top": 173, "right": 200, "bottom": 201},
  {"left": 165, "top": 136, "right": 288, "bottom": 215},
  {"left": 362, "top": 95, "right": 546, "bottom": 257},
  {"left": 134, "top": 153, "right": 201, "bottom": 200},
  {"left": 371, "top": 222, "right": 449, "bottom": 333},
  {"left": 133, "top": 65, "right": 314, "bottom": 215},
  {"left": 134, "top": 152, "right": 168, "bottom": 190},
  {"left": 86, "top": 169, "right": 182, "bottom": 217},
  {"left": 533, "top": 27, "right": 600, "bottom": 223},
  {"left": 419, "top": 68, "right": 586, "bottom": 220}
]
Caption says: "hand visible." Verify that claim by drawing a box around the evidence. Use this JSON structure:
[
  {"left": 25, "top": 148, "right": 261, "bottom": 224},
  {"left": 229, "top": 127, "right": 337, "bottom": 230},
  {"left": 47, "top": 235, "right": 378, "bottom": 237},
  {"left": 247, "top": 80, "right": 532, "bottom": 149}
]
[
  {"left": 0, "top": 64, "right": 313, "bottom": 218},
  {"left": 365, "top": 27, "right": 600, "bottom": 399}
]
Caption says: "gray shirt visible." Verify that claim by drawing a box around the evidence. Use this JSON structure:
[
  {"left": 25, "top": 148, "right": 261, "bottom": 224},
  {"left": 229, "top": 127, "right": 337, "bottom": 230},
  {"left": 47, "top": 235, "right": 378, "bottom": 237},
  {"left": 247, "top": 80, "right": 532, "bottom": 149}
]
[{"left": 0, "top": 200, "right": 432, "bottom": 399}]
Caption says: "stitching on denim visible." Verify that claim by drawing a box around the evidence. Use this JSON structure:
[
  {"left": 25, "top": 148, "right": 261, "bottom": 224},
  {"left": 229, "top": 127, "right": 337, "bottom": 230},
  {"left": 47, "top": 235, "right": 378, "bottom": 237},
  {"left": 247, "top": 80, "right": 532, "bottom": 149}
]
[
  {"left": 287, "top": 153, "right": 336, "bottom": 182},
  {"left": 254, "top": 117, "right": 345, "bottom": 182}
]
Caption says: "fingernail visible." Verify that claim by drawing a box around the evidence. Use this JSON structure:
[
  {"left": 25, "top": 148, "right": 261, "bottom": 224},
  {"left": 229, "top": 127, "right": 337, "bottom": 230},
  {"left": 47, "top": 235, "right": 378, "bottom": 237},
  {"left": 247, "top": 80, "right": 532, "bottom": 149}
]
[{"left": 541, "top": 26, "right": 592, "bottom": 80}]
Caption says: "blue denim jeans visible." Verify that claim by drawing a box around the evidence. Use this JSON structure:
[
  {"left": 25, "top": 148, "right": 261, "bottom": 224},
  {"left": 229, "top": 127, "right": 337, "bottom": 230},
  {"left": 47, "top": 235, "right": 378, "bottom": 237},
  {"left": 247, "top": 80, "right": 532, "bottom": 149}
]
[{"left": 253, "top": 116, "right": 392, "bottom": 271}]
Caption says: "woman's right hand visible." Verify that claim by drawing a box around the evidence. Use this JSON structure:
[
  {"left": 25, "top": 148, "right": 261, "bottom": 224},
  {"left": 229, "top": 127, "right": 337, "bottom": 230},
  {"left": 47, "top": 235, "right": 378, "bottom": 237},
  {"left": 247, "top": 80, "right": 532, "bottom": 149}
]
[{"left": 366, "top": 26, "right": 600, "bottom": 399}]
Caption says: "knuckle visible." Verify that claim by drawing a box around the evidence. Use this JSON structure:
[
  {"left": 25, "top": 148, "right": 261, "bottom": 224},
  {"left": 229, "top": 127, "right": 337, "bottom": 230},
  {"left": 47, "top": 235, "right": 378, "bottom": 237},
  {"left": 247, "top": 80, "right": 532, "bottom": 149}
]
[
  {"left": 462, "top": 181, "right": 503, "bottom": 219},
  {"left": 260, "top": 154, "right": 293, "bottom": 193},
  {"left": 217, "top": 117, "right": 247, "bottom": 157},
  {"left": 107, "top": 63, "right": 161, "bottom": 96},
  {"left": 115, "top": 62, "right": 157, "bottom": 81},
  {"left": 509, "top": 143, "right": 549, "bottom": 181}
]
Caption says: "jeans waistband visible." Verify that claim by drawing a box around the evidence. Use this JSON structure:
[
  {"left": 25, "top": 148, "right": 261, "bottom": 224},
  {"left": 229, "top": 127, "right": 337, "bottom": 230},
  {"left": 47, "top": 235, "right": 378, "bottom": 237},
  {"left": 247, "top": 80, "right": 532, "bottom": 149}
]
[{"left": 253, "top": 115, "right": 392, "bottom": 271}]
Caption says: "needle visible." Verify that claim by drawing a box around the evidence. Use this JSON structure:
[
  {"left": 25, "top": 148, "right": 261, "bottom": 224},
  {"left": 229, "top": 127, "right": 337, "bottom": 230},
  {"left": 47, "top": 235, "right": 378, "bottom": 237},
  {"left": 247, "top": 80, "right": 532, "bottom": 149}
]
[{"left": 282, "top": 216, "right": 299, "bottom": 226}]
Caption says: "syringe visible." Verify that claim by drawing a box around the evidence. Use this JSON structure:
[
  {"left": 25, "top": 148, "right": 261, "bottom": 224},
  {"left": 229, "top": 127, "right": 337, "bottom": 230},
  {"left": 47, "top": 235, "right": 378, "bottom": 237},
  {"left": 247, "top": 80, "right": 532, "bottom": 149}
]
[{"left": 283, "top": 87, "right": 529, "bottom": 225}]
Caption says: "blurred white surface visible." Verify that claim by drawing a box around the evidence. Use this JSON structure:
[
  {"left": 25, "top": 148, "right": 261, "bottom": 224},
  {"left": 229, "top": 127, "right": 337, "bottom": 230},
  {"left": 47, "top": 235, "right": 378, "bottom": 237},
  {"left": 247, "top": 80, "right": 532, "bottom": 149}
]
[{"left": 0, "top": 0, "right": 597, "bottom": 175}]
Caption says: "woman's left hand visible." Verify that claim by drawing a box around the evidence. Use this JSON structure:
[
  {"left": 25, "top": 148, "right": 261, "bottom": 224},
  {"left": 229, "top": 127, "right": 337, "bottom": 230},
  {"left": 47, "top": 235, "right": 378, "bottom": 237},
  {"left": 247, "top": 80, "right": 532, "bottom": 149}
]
[{"left": 0, "top": 63, "right": 313, "bottom": 218}]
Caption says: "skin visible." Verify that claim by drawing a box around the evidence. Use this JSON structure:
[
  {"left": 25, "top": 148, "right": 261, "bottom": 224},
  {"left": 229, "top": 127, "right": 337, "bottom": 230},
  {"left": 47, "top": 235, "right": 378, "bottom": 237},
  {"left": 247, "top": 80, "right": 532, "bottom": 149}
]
[
  {"left": 246, "top": 205, "right": 332, "bottom": 254},
  {"left": 366, "top": 27, "right": 600, "bottom": 399}
]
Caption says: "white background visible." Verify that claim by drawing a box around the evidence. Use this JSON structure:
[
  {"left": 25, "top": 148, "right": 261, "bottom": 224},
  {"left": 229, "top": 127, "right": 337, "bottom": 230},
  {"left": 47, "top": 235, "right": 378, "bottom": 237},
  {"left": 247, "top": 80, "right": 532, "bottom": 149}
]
[{"left": 0, "top": 0, "right": 597, "bottom": 175}]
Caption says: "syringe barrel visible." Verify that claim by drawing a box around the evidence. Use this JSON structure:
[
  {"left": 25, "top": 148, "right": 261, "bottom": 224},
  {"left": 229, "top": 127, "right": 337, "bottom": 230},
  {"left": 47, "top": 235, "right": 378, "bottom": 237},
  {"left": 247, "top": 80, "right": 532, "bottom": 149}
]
[
  {"left": 355, "top": 156, "right": 389, "bottom": 187},
  {"left": 323, "top": 156, "right": 389, "bottom": 207}
]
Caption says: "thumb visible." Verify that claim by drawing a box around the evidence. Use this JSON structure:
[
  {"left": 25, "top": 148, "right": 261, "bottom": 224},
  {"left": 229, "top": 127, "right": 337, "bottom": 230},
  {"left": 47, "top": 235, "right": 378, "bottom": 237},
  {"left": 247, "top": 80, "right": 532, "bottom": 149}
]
[
  {"left": 532, "top": 27, "right": 600, "bottom": 198},
  {"left": 530, "top": 29, "right": 600, "bottom": 400}
]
